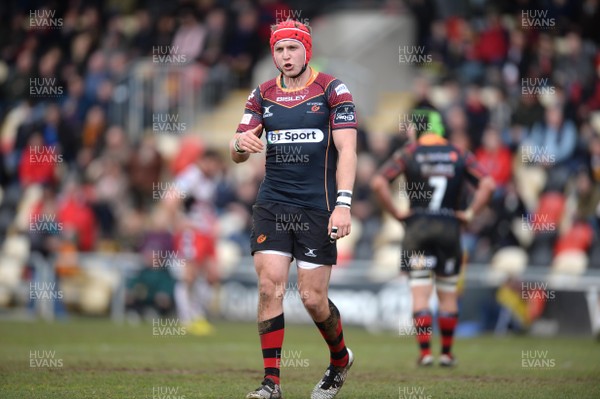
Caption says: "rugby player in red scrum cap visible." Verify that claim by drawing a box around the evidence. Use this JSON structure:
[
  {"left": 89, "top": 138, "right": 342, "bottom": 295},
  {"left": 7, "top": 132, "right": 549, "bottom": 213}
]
[{"left": 230, "top": 19, "right": 358, "bottom": 399}]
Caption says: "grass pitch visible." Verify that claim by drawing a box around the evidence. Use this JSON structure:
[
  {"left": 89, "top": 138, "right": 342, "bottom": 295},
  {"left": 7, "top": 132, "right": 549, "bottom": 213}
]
[{"left": 0, "top": 319, "right": 599, "bottom": 398}]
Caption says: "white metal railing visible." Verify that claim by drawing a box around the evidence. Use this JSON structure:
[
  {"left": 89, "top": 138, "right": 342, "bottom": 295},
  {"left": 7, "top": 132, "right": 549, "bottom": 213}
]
[
  {"left": 111, "top": 59, "right": 223, "bottom": 142},
  {"left": 12, "top": 252, "right": 600, "bottom": 333}
]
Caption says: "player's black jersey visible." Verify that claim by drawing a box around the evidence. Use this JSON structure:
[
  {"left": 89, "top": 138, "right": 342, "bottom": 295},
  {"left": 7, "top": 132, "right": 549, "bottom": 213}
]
[
  {"left": 378, "top": 134, "right": 487, "bottom": 214},
  {"left": 236, "top": 70, "right": 357, "bottom": 212}
]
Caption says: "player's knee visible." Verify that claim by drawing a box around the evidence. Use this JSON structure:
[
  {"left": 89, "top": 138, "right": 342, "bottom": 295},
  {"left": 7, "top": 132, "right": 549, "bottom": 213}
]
[
  {"left": 412, "top": 298, "right": 430, "bottom": 312},
  {"left": 258, "top": 287, "right": 282, "bottom": 305},
  {"left": 300, "top": 289, "right": 327, "bottom": 314},
  {"left": 257, "top": 278, "right": 284, "bottom": 303},
  {"left": 437, "top": 291, "right": 458, "bottom": 313}
]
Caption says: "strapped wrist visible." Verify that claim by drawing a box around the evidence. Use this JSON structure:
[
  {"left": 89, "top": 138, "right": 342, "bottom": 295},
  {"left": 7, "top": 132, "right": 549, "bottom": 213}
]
[
  {"left": 336, "top": 190, "right": 352, "bottom": 208},
  {"left": 233, "top": 136, "right": 246, "bottom": 154}
]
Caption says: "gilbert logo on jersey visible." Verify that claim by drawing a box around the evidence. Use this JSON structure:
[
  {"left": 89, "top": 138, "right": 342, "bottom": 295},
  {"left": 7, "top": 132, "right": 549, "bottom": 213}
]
[{"left": 263, "top": 105, "right": 274, "bottom": 118}]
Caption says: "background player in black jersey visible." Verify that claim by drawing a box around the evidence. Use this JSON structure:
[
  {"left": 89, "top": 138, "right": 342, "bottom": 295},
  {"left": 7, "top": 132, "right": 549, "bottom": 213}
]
[
  {"left": 229, "top": 19, "right": 357, "bottom": 399},
  {"left": 371, "top": 108, "right": 495, "bottom": 367}
]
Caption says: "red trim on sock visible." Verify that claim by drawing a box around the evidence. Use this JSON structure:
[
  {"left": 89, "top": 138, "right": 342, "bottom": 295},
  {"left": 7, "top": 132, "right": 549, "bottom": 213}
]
[
  {"left": 260, "top": 328, "right": 285, "bottom": 348},
  {"left": 263, "top": 358, "right": 280, "bottom": 369}
]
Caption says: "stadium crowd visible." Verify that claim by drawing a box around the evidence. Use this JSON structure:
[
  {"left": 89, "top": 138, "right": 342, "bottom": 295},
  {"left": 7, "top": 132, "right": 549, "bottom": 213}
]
[{"left": 0, "top": 0, "right": 599, "bottom": 317}]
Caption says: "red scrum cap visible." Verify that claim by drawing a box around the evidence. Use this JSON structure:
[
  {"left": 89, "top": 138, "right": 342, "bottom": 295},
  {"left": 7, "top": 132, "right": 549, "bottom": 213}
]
[{"left": 269, "top": 19, "right": 312, "bottom": 71}]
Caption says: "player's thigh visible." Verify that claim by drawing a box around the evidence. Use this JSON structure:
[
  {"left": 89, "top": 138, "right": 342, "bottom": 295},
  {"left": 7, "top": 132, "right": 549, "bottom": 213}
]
[
  {"left": 435, "top": 218, "right": 461, "bottom": 271},
  {"left": 401, "top": 216, "right": 438, "bottom": 271},
  {"left": 436, "top": 288, "right": 459, "bottom": 313},
  {"left": 296, "top": 263, "right": 332, "bottom": 298},
  {"left": 410, "top": 275, "right": 434, "bottom": 311},
  {"left": 254, "top": 252, "right": 292, "bottom": 288},
  {"left": 433, "top": 224, "right": 462, "bottom": 302},
  {"left": 251, "top": 202, "right": 294, "bottom": 255},
  {"left": 403, "top": 216, "right": 435, "bottom": 306},
  {"left": 433, "top": 219, "right": 462, "bottom": 285}
]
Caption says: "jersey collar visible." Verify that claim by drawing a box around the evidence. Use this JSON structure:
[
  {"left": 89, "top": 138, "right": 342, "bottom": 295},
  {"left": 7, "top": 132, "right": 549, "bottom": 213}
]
[
  {"left": 418, "top": 133, "right": 447, "bottom": 146},
  {"left": 277, "top": 67, "right": 318, "bottom": 93}
]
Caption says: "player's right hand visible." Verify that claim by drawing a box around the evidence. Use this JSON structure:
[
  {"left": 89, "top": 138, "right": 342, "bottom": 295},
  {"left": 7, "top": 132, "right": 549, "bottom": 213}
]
[
  {"left": 236, "top": 124, "right": 264, "bottom": 153},
  {"left": 455, "top": 209, "right": 474, "bottom": 225}
]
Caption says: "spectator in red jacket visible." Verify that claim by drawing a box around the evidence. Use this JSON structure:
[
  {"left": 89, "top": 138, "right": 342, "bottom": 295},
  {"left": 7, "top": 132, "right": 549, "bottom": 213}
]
[
  {"left": 58, "top": 179, "right": 97, "bottom": 252},
  {"left": 476, "top": 126, "right": 512, "bottom": 191},
  {"left": 475, "top": 12, "right": 508, "bottom": 65},
  {"left": 18, "top": 133, "right": 58, "bottom": 187}
]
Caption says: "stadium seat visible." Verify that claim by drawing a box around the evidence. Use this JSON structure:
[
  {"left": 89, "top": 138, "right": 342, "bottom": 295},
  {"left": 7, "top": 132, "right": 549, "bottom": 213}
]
[
  {"left": 80, "top": 282, "right": 112, "bottom": 315},
  {"left": 154, "top": 133, "right": 182, "bottom": 162},
  {"left": 490, "top": 246, "right": 528, "bottom": 276},
  {"left": 554, "top": 222, "right": 594, "bottom": 254},
  {"left": 551, "top": 249, "right": 588, "bottom": 275},
  {"left": 336, "top": 217, "right": 363, "bottom": 267},
  {"left": 591, "top": 110, "right": 600, "bottom": 133},
  {"left": 375, "top": 214, "right": 405, "bottom": 245},
  {"left": 0, "top": 256, "right": 25, "bottom": 307},
  {"left": 534, "top": 191, "right": 565, "bottom": 229},
  {"left": 511, "top": 217, "right": 534, "bottom": 247},
  {"left": 13, "top": 185, "right": 43, "bottom": 231},
  {"left": 514, "top": 165, "right": 546, "bottom": 210},
  {"left": 1, "top": 234, "right": 30, "bottom": 264},
  {"left": 216, "top": 239, "right": 242, "bottom": 278},
  {"left": 0, "top": 257, "right": 23, "bottom": 290},
  {"left": 371, "top": 244, "right": 401, "bottom": 280},
  {"left": 0, "top": 234, "right": 30, "bottom": 307},
  {"left": 217, "top": 211, "right": 246, "bottom": 237}
]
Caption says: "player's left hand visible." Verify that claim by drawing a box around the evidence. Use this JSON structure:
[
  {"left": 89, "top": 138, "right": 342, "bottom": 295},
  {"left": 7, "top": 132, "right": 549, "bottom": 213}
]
[
  {"left": 328, "top": 206, "right": 351, "bottom": 241},
  {"left": 393, "top": 209, "right": 411, "bottom": 222}
]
